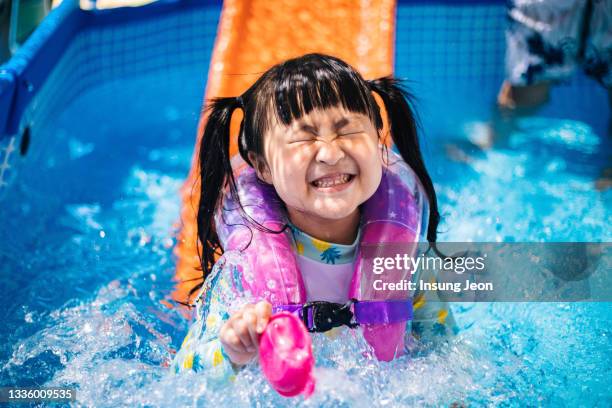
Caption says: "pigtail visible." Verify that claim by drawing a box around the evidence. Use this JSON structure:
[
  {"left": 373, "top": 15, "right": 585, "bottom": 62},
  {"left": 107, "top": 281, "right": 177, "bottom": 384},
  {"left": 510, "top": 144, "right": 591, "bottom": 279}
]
[
  {"left": 368, "top": 77, "right": 440, "bottom": 244},
  {"left": 188, "top": 96, "right": 242, "bottom": 301}
]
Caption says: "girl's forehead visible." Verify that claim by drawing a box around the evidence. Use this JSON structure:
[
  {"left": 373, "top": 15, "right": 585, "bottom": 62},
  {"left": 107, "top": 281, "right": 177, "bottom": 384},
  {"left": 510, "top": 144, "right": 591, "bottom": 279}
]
[{"left": 287, "top": 107, "right": 368, "bottom": 128}]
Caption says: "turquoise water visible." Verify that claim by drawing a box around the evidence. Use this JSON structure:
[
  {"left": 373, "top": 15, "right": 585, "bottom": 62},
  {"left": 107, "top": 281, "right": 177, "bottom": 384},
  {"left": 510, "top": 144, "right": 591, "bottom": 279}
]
[
  {"left": 0, "top": 3, "right": 611, "bottom": 407},
  {"left": 0, "top": 68, "right": 609, "bottom": 406}
]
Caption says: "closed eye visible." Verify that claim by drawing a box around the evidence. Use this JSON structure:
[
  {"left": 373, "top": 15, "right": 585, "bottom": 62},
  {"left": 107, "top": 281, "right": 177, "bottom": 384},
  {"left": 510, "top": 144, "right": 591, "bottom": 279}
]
[
  {"left": 338, "top": 130, "right": 363, "bottom": 136},
  {"left": 288, "top": 134, "right": 316, "bottom": 144},
  {"left": 288, "top": 125, "right": 318, "bottom": 143}
]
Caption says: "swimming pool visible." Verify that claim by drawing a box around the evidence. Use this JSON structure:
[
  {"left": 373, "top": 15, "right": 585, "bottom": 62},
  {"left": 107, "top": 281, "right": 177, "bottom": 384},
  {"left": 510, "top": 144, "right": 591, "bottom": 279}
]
[{"left": 0, "top": 0, "right": 610, "bottom": 406}]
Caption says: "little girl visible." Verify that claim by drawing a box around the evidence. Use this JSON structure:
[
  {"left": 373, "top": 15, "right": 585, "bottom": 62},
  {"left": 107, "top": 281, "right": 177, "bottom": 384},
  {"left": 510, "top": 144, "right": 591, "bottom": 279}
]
[{"left": 172, "top": 53, "right": 456, "bottom": 378}]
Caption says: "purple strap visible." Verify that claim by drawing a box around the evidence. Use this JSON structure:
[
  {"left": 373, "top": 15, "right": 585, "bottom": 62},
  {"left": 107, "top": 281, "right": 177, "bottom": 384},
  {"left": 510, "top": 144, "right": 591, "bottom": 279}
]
[
  {"left": 273, "top": 304, "right": 302, "bottom": 314},
  {"left": 273, "top": 300, "right": 412, "bottom": 329},
  {"left": 273, "top": 304, "right": 315, "bottom": 329},
  {"left": 353, "top": 300, "right": 413, "bottom": 324}
]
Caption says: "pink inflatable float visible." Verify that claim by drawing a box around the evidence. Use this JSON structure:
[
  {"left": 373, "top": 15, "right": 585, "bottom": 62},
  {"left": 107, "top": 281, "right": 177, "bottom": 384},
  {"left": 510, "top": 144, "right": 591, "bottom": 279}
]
[{"left": 215, "top": 149, "right": 428, "bottom": 394}]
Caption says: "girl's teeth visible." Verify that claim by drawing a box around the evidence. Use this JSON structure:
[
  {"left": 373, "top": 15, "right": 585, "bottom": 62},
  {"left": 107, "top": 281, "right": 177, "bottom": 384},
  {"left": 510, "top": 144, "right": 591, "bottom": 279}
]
[{"left": 314, "top": 174, "right": 350, "bottom": 188}]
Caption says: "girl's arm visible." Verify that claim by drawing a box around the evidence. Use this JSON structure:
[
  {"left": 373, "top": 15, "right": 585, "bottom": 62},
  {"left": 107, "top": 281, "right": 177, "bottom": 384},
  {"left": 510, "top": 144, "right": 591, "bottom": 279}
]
[
  {"left": 409, "top": 264, "right": 459, "bottom": 348},
  {"left": 171, "top": 252, "right": 252, "bottom": 381}
]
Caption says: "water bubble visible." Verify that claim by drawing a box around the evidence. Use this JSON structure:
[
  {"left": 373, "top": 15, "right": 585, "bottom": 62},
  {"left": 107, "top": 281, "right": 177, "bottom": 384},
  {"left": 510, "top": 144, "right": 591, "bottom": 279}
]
[
  {"left": 68, "top": 138, "right": 95, "bottom": 160},
  {"left": 164, "top": 106, "right": 180, "bottom": 121}
]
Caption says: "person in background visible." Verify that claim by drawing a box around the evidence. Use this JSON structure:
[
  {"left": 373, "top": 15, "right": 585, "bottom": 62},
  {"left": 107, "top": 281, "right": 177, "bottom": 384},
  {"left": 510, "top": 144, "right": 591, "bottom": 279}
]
[{"left": 487, "top": 0, "right": 611, "bottom": 190}]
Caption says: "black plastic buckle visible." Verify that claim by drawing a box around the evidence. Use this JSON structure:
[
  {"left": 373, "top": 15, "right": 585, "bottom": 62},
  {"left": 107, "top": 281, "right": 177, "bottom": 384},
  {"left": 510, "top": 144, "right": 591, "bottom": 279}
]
[{"left": 301, "top": 300, "right": 359, "bottom": 333}]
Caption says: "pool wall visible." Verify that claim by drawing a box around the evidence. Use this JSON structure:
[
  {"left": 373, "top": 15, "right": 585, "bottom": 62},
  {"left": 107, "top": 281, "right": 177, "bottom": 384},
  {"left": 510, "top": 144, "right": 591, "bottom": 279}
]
[
  {"left": 0, "top": 0, "right": 222, "bottom": 195},
  {"left": 0, "top": 0, "right": 608, "bottom": 196}
]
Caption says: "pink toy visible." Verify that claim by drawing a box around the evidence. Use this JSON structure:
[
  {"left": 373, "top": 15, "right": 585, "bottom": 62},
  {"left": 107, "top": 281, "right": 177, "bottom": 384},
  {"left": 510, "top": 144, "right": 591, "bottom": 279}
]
[{"left": 258, "top": 312, "right": 316, "bottom": 398}]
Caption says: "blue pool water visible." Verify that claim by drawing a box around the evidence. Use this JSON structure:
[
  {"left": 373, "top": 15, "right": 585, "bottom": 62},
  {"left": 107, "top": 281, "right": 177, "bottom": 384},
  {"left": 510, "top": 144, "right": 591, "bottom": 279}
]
[{"left": 0, "top": 2, "right": 610, "bottom": 407}]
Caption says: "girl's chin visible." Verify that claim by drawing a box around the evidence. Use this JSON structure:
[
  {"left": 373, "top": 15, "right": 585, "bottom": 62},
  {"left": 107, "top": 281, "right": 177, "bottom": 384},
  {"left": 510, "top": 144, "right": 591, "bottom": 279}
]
[{"left": 307, "top": 205, "right": 360, "bottom": 221}]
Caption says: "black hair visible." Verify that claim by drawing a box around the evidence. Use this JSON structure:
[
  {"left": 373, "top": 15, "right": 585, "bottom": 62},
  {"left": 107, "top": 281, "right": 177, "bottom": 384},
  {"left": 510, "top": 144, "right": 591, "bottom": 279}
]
[{"left": 186, "top": 53, "right": 441, "bottom": 303}]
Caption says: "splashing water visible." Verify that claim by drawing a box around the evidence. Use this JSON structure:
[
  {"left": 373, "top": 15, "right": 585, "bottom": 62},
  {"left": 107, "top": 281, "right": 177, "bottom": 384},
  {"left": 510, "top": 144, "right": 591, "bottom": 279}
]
[{"left": 0, "top": 70, "right": 610, "bottom": 407}]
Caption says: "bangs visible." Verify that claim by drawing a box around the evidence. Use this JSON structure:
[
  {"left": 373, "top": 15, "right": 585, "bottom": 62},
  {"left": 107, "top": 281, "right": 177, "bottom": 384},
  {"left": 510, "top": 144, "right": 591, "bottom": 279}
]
[
  {"left": 270, "top": 55, "right": 381, "bottom": 129},
  {"left": 242, "top": 54, "right": 384, "bottom": 160}
]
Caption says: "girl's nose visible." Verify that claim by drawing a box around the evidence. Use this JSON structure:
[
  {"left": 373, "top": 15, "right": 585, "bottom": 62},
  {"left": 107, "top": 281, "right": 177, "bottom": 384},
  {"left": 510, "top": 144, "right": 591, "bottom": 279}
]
[{"left": 315, "top": 140, "right": 345, "bottom": 165}]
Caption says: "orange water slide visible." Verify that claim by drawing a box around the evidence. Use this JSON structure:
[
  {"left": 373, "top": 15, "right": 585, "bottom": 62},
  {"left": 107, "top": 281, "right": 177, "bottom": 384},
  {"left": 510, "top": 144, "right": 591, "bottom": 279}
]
[{"left": 172, "top": 0, "right": 397, "bottom": 305}]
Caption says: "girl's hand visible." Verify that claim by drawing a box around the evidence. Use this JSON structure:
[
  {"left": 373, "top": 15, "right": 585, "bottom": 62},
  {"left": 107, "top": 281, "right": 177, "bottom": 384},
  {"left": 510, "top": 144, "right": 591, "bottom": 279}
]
[{"left": 219, "top": 300, "right": 272, "bottom": 366}]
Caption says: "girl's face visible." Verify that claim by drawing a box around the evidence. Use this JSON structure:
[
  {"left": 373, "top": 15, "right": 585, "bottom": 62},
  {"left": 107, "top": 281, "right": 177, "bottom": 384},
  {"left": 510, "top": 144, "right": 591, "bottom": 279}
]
[{"left": 250, "top": 106, "right": 383, "bottom": 223}]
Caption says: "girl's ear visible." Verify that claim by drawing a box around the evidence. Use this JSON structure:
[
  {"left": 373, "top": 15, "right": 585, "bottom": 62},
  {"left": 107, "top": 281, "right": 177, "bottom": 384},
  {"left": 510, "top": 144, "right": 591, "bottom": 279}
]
[{"left": 248, "top": 152, "right": 273, "bottom": 184}]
